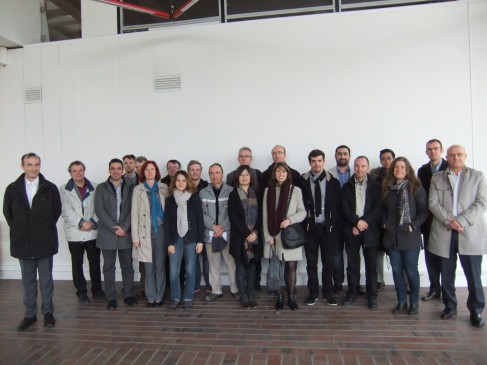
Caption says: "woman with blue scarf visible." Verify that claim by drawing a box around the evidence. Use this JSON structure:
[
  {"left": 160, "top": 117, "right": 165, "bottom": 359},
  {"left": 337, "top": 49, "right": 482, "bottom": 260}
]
[
  {"left": 131, "top": 161, "right": 168, "bottom": 307},
  {"left": 165, "top": 171, "right": 204, "bottom": 310}
]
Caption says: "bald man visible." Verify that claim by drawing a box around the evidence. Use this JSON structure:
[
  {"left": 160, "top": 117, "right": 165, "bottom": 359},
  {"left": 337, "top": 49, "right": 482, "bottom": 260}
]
[{"left": 428, "top": 145, "right": 487, "bottom": 328}]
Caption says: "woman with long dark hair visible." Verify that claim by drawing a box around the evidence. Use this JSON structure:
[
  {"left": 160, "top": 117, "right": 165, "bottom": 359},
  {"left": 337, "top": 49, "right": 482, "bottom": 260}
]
[
  {"left": 228, "top": 165, "right": 261, "bottom": 308},
  {"left": 263, "top": 162, "right": 306, "bottom": 311},
  {"left": 381, "top": 157, "right": 427, "bottom": 315}
]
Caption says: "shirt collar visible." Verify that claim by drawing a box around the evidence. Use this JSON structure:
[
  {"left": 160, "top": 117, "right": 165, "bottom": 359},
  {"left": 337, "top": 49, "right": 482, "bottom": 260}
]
[{"left": 25, "top": 176, "right": 39, "bottom": 186}]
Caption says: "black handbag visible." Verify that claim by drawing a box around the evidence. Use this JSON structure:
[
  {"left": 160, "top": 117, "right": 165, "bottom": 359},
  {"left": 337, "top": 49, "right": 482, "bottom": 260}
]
[{"left": 281, "top": 186, "right": 306, "bottom": 249}]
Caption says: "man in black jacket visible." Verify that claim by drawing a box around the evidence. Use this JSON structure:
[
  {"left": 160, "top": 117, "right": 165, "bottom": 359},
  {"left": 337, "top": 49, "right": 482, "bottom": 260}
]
[
  {"left": 417, "top": 139, "right": 448, "bottom": 301},
  {"left": 3, "top": 153, "right": 62, "bottom": 331},
  {"left": 301, "top": 149, "right": 341, "bottom": 306},
  {"left": 341, "top": 156, "right": 381, "bottom": 309}
]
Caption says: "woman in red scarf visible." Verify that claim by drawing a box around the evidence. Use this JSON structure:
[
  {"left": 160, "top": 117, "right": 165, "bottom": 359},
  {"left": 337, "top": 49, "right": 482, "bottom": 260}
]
[{"left": 263, "top": 162, "right": 306, "bottom": 311}]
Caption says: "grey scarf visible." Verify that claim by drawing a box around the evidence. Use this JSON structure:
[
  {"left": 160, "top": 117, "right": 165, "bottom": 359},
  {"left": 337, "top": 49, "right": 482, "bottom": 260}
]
[
  {"left": 389, "top": 180, "right": 411, "bottom": 225},
  {"left": 174, "top": 190, "right": 192, "bottom": 237}
]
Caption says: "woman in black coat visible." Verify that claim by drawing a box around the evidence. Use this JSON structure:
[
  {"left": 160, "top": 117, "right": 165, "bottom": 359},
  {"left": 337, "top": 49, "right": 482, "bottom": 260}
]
[
  {"left": 381, "top": 157, "right": 427, "bottom": 315},
  {"left": 228, "top": 165, "right": 261, "bottom": 308}
]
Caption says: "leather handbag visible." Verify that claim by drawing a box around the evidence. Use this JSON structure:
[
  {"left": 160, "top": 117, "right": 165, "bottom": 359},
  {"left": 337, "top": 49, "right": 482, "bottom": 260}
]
[{"left": 281, "top": 186, "right": 306, "bottom": 249}]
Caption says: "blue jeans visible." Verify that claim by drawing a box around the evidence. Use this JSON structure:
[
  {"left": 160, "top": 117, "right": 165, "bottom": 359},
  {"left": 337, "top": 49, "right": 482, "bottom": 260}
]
[
  {"left": 169, "top": 238, "right": 197, "bottom": 302},
  {"left": 387, "top": 249, "right": 420, "bottom": 306}
]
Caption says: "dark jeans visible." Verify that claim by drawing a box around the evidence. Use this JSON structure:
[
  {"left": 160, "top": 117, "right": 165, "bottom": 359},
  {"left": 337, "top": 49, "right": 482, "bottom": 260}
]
[
  {"left": 195, "top": 241, "right": 211, "bottom": 291},
  {"left": 345, "top": 235, "right": 378, "bottom": 298},
  {"left": 304, "top": 224, "right": 337, "bottom": 298},
  {"left": 441, "top": 231, "right": 485, "bottom": 314},
  {"left": 101, "top": 248, "right": 134, "bottom": 301},
  {"left": 387, "top": 249, "right": 420, "bottom": 306},
  {"left": 333, "top": 239, "right": 345, "bottom": 285},
  {"left": 236, "top": 260, "right": 256, "bottom": 302},
  {"left": 68, "top": 240, "right": 102, "bottom": 297},
  {"left": 423, "top": 233, "right": 442, "bottom": 294},
  {"left": 19, "top": 256, "right": 54, "bottom": 318}
]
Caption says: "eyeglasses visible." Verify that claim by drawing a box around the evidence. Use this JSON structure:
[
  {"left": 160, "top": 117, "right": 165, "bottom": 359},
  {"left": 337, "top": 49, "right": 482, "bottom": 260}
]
[
  {"left": 239, "top": 155, "right": 252, "bottom": 159},
  {"left": 272, "top": 151, "right": 284, "bottom": 156}
]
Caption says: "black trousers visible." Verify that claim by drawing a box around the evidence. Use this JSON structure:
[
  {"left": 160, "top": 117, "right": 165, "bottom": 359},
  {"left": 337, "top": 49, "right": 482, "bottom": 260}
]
[
  {"left": 423, "top": 233, "right": 442, "bottom": 294},
  {"left": 441, "top": 231, "right": 485, "bottom": 315},
  {"left": 345, "top": 234, "right": 378, "bottom": 298},
  {"left": 68, "top": 240, "right": 102, "bottom": 296},
  {"left": 304, "top": 224, "right": 337, "bottom": 298}
]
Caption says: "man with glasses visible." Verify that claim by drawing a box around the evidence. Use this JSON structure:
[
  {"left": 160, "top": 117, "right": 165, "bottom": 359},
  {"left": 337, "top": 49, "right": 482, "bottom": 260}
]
[
  {"left": 261, "top": 145, "right": 301, "bottom": 192},
  {"left": 429, "top": 145, "right": 486, "bottom": 328},
  {"left": 161, "top": 159, "right": 181, "bottom": 185},
  {"left": 370, "top": 148, "right": 395, "bottom": 292}
]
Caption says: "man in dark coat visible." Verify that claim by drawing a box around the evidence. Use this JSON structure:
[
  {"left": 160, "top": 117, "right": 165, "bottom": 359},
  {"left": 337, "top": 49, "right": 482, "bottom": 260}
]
[
  {"left": 341, "top": 156, "right": 381, "bottom": 309},
  {"left": 417, "top": 139, "right": 448, "bottom": 301},
  {"left": 3, "top": 153, "right": 61, "bottom": 331}
]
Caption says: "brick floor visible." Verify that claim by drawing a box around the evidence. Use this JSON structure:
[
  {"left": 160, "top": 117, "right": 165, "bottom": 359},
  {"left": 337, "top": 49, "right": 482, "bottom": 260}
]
[{"left": 0, "top": 280, "right": 485, "bottom": 365}]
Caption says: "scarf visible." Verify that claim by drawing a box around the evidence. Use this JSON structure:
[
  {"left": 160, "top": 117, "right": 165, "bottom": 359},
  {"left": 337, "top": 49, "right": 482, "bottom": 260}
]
[
  {"left": 144, "top": 182, "right": 164, "bottom": 234},
  {"left": 237, "top": 186, "right": 258, "bottom": 233},
  {"left": 174, "top": 190, "right": 192, "bottom": 237},
  {"left": 311, "top": 170, "right": 327, "bottom": 216},
  {"left": 266, "top": 180, "right": 291, "bottom": 237},
  {"left": 389, "top": 179, "right": 411, "bottom": 225}
]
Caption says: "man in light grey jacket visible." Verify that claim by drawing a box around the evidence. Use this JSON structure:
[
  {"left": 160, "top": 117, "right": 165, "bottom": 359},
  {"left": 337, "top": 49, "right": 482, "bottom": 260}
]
[
  {"left": 95, "top": 158, "right": 136, "bottom": 310},
  {"left": 428, "top": 145, "right": 487, "bottom": 328},
  {"left": 60, "top": 161, "right": 105, "bottom": 305},
  {"left": 200, "top": 163, "right": 239, "bottom": 302}
]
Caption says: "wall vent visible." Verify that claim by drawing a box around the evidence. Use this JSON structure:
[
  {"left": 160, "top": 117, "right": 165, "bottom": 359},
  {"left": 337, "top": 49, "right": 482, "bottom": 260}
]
[
  {"left": 154, "top": 75, "right": 181, "bottom": 93},
  {"left": 25, "top": 87, "right": 42, "bottom": 103}
]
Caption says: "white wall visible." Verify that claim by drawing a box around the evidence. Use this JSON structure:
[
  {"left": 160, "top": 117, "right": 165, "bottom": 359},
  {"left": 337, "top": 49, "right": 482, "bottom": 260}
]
[
  {"left": 1, "top": 1, "right": 486, "bottom": 286},
  {"left": 0, "top": 0, "right": 41, "bottom": 47}
]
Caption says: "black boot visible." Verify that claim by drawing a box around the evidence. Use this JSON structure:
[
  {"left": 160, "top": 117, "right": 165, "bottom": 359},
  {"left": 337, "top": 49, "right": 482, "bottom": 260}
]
[
  {"left": 275, "top": 295, "right": 284, "bottom": 311},
  {"left": 288, "top": 295, "right": 298, "bottom": 311}
]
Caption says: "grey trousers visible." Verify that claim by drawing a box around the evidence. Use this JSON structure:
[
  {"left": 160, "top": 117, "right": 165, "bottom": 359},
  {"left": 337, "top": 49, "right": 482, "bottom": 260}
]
[
  {"left": 102, "top": 248, "right": 134, "bottom": 301},
  {"left": 19, "top": 256, "right": 54, "bottom": 318},
  {"left": 205, "top": 242, "right": 238, "bottom": 295},
  {"left": 144, "top": 226, "right": 166, "bottom": 302}
]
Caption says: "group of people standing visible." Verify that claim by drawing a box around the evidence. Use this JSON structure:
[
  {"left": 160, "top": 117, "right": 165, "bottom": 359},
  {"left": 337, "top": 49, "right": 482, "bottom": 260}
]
[{"left": 3, "top": 140, "right": 486, "bottom": 331}]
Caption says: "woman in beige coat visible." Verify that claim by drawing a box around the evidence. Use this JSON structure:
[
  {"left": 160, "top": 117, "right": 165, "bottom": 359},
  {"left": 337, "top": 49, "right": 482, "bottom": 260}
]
[
  {"left": 131, "top": 161, "right": 168, "bottom": 307},
  {"left": 263, "top": 162, "right": 306, "bottom": 311}
]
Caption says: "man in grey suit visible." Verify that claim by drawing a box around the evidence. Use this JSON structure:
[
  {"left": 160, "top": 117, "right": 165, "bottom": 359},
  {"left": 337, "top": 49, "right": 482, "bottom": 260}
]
[
  {"left": 428, "top": 145, "right": 487, "bottom": 328},
  {"left": 95, "top": 158, "right": 136, "bottom": 310}
]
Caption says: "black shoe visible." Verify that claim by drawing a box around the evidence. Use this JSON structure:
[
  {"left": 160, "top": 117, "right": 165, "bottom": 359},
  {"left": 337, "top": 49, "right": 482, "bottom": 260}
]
[
  {"left": 393, "top": 303, "right": 407, "bottom": 314},
  {"left": 155, "top": 301, "right": 163, "bottom": 307},
  {"left": 275, "top": 295, "right": 284, "bottom": 311},
  {"left": 343, "top": 293, "right": 356, "bottom": 306},
  {"left": 288, "top": 295, "right": 298, "bottom": 311},
  {"left": 368, "top": 297, "right": 378, "bottom": 310},
  {"left": 146, "top": 302, "right": 156, "bottom": 308},
  {"left": 124, "top": 296, "right": 138, "bottom": 307},
  {"left": 78, "top": 293, "right": 91, "bottom": 305},
  {"left": 183, "top": 301, "right": 193, "bottom": 310},
  {"left": 440, "top": 307, "right": 457, "bottom": 319},
  {"left": 355, "top": 285, "right": 365, "bottom": 296},
  {"left": 241, "top": 301, "right": 250, "bottom": 309},
  {"left": 333, "top": 283, "right": 343, "bottom": 294},
  {"left": 17, "top": 317, "right": 36, "bottom": 331},
  {"left": 249, "top": 300, "right": 258, "bottom": 308},
  {"left": 470, "top": 314, "right": 485, "bottom": 328},
  {"left": 92, "top": 290, "right": 107, "bottom": 301},
  {"left": 44, "top": 313, "right": 55, "bottom": 328},
  {"left": 324, "top": 297, "right": 337, "bottom": 306},
  {"left": 204, "top": 293, "right": 223, "bottom": 302},
  {"left": 106, "top": 299, "right": 117, "bottom": 310},
  {"left": 169, "top": 300, "right": 179, "bottom": 310},
  {"left": 231, "top": 292, "right": 241, "bottom": 302},
  {"left": 408, "top": 304, "right": 419, "bottom": 315},
  {"left": 421, "top": 291, "right": 441, "bottom": 301},
  {"left": 305, "top": 295, "right": 318, "bottom": 306}
]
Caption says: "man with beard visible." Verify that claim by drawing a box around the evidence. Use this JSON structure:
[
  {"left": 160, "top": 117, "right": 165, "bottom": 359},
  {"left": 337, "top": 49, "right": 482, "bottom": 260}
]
[{"left": 327, "top": 145, "right": 352, "bottom": 294}]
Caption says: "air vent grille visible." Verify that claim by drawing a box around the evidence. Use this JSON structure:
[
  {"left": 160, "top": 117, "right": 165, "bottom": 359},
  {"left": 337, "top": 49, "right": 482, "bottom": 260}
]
[
  {"left": 154, "top": 75, "right": 181, "bottom": 93},
  {"left": 25, "top": 87, "right": 42, "bottom": 103}
]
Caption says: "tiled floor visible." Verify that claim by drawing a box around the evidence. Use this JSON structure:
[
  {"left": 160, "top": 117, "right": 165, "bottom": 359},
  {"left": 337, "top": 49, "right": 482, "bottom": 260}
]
[{"left": 0, "top": 279, "right": 485, "bottom": 365}]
